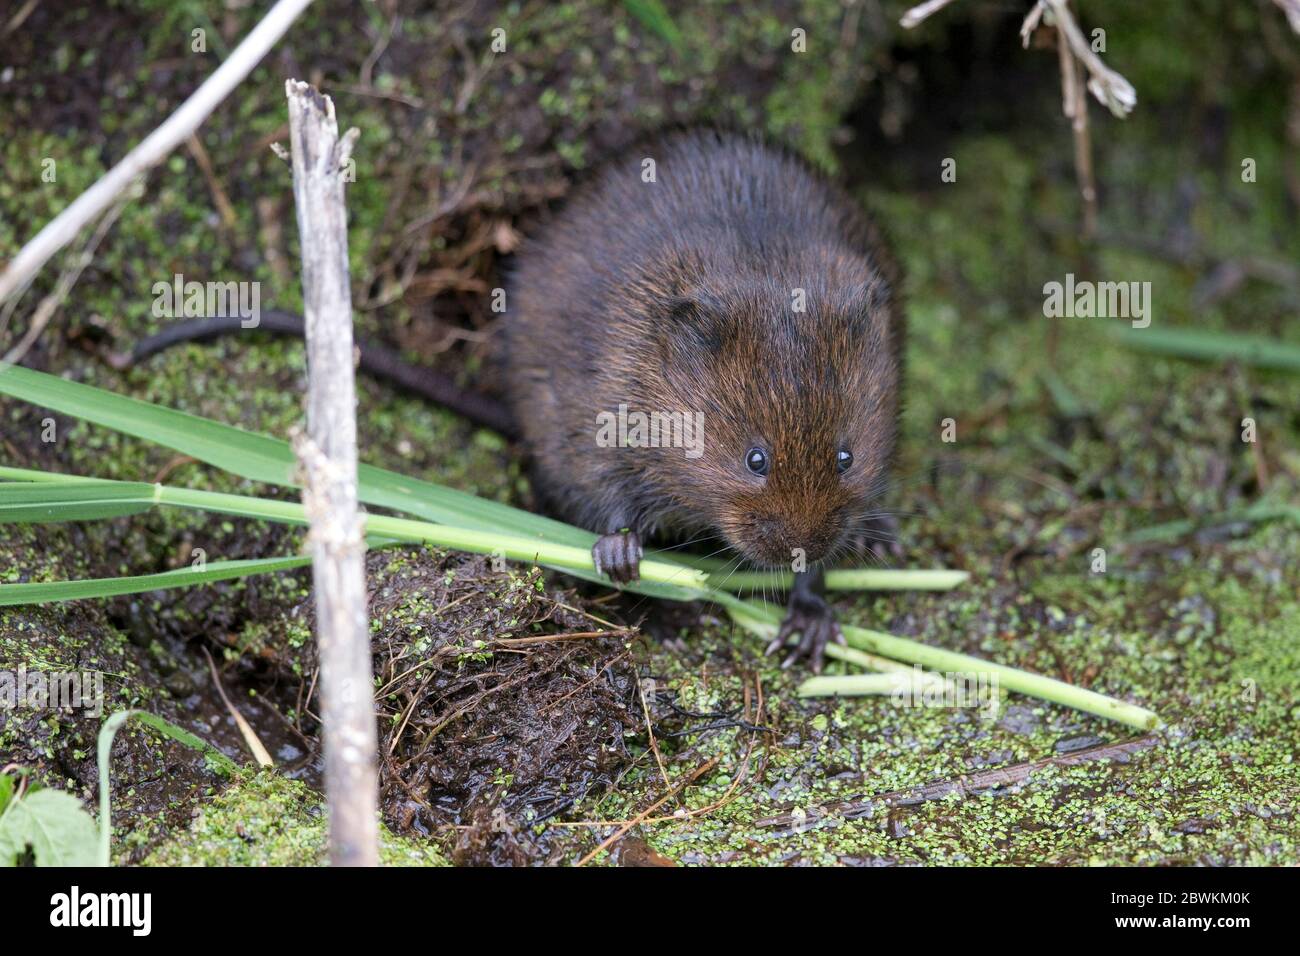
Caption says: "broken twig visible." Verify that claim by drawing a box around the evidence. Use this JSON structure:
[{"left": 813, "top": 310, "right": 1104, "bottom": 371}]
[{"left": 285, "top": 78, "right": 378, "bottom": 868}]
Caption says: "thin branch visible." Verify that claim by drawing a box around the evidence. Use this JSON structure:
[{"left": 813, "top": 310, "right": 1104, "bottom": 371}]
[
  {"left": 909, "top": 0, "right": 1137, "bottom": 121},
  {"left": 285, "top": 78, "right": 378, "bottom": 868},
  {"left": 0, "top": 0, "right": 315, "bottom": 305},
  {"left": 899, "top": 0, "right": 962, "bottom": 29},
  {"left": 1019, "top": 1, "right": 1046, "bottom": 46},
  {"left": 1274, "top": 0, "right": 1300, "bottom": 33},
  {"left": 1055, "top": 9, "right": 1098, "bottom": 238},
  {"left": 1044, "top": 0, "right": 1136, "bottom": 117},
  {"left": 1, "top": 183, "right": 136, "bottom": 364}
]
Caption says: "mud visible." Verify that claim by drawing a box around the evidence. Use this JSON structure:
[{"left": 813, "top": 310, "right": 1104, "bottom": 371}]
[{"left": 293, "top": 550, "right": 644, "bottom": 864}]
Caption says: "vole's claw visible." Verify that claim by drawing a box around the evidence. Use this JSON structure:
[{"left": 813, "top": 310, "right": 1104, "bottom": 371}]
[
  {"left": 592, "top": 530, "right": 642, "bottom": 584},
  {"left": 766, "top": 591, "right": 844, "bottom": 673}
]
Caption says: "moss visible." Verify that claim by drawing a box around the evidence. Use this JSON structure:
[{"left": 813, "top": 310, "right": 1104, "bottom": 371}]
[
  {"left": 596, "top": 570, "right": 1298, "bottom": 865},
  {"left": 141, "top": 770, "right": 449, "bottom": 866}
]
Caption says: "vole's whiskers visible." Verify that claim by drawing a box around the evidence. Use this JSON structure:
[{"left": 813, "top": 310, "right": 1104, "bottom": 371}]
[
  {"left": 691, "top": 542, "right": 738, "bottom": 569},
  {"left": 662, "top": 530, "right": 726, "bottom": 553},
  {"left": 719, "top": 551, "right": 753, "bottom": 588}
]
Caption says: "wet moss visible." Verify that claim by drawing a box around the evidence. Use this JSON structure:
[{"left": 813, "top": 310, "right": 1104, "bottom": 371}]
[{"left": 141, "top": 770, "right": 449, "bottom": 866}]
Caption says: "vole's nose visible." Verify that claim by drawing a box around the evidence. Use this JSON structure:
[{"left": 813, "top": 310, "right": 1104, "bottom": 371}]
[{"left": 748, "top": 514, "right": 836, "bottom": 567}]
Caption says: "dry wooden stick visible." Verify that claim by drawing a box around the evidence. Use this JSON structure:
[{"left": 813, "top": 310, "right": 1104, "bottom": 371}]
[
  {"left": 285, "top": 79, "right": 378, "bottom": 868},
  {"left": 0, "top": 0, "right": 315, "bottom": 305},
  {"left": 1054, "top": 8, "right": 1098, "bottom": 239},
  {"left": 1042, "top": 0, "right": 1135, "bottom": 118},
  {"left": 1, "top": 184, "right": 134, "bottom": 364},
  {"left": 202, "top": 647, "right": 274, "bottom": 768}
]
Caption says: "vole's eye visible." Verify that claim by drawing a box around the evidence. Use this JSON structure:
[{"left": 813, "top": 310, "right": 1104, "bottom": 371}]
[
  {"left": 745, "top": 447, "right": 769, "bottom": 477},
  {"left": 837, "top": 450, "right": 854, "bottom": 474}
]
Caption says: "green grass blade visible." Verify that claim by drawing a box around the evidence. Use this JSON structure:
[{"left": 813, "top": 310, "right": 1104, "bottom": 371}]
[
  {"left": 1106, "top": 325, "right": 1300, "bottom": 371},
  {"left": 712, "top": 568, "right": 970, "bottom": 592},
  {"left": 0, "top": 365, "right": 702, "bottom": 602},
  {"left": 797, "top": 674, "right": 921, "bottom": 697},
  {"left": 621, "top": 0, "right": 684, "bottom": 50},
  {"left": 0, "top": 364, "right": 299, "bottom": 484},
  {"left": 0, "top": 473, "right": 711, "bottom": 599},
  {"left": 0, "top": 465, "right": 106, "bottom": 483},
  {"left": 0, "top": 364, "right": 623, "bottom": 550},
  {"left": 721, "top": 593, "right": 1160, "bottom": 730},
  {"left": 0, "top": 554, "right": 312, "bottom": 606},
  {"left": 0, "top": 480, "right": 157, "bottom": 522}
]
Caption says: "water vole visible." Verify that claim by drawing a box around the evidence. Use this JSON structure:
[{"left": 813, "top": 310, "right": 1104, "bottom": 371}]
[
  {"left": 117, "top": 128, "right": 904, "bottom": 670},
  {"left": 506, "top": 128, "right": 905, "bottom": 670}
]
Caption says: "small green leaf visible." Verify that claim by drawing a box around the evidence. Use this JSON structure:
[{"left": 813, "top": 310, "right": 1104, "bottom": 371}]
[
  {"left": 0, "top": 774, "right": 14, "bottom": 815},
  {"left": 622, "top": 0, "right": 684, "bottom": 50},
  {"left": 0, "top": 787, "right": 99, "bottom": 867}
]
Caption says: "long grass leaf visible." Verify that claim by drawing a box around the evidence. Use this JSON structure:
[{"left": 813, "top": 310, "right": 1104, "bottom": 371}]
[
  {"left": 722, "top": 594, "right": 1159, "bottom": 730},
  {"left": 0, "top": 476, "right": 711, "bottom": 596},
  {"left": 0, "top": 364, "right": 588, "bottom": 541},
  {"left": 1106, "top": 325, "right": 1300, "bottom": 371},
  {"left": 0, "top": 365, "right": 700, "bottom": 602},
  {"left": 0, "top": 555, "right": 312, "bottom": 606},
  {"left": 0, "top": 480, "right": 157, "bottom": 522}
]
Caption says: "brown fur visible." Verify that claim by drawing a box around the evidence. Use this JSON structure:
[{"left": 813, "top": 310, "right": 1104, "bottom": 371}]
[{"left": 505, "top": 128, "right": 904, "bottom": 569}]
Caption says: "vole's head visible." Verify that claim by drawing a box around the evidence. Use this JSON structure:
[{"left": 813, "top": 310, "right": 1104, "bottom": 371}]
[{"left": 648, "top": 275, "right": 901, "bottom": 569}]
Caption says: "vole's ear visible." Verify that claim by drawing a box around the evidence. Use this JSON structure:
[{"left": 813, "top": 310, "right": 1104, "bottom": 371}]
[
  {"left": 838, "top": 277, "right": 899, "bottom": 360},
  {"left": 655, "top": 291, "right": 727, "bottom": 353},
  {"left": 661, "top": 295, "right": 698, "bottom": 322},
  {"left": 661, "top": 288, "right": 723, "bottom": 320}
]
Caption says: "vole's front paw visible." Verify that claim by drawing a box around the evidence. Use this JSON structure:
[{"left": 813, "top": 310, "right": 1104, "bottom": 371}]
[
  {"left": 592, "top": 530, "right": 642, "bottom": 584},
  {"left": 766, "top": 590, "right": 845, "bottom": 672}
]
